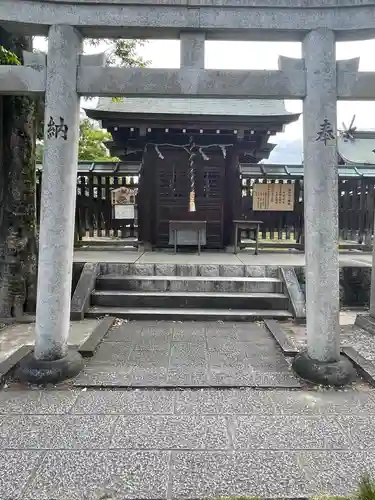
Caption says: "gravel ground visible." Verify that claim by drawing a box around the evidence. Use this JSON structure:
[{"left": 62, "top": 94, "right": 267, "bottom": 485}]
[{"left": 1, "top": 384, "right": 375, "bottom": 499}]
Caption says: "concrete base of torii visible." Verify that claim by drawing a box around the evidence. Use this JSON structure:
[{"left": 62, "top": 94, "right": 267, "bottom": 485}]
[
  {"left": 293, "top": 351, "right": 355, "bottom": 387},
  {"left": 18, "top": 349, "right": 84, "bottom": 385}
]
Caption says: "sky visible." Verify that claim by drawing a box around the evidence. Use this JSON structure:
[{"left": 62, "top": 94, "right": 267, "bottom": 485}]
[{"left": 34, "top": 37, "right": 375, "bottom": 164}]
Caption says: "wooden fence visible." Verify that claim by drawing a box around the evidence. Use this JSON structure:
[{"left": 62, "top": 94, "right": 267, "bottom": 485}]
[
  {"left": 36, "top": 163, "right": 375, "bottom": 247},
  {"left": 75, "top": 173, "right": 139, "bottom": 240},
  {"left": 241, "top": 177, "right": 375, "bottom": 246},
  {"left": 241, "top": 178, "right": 303, "bottom": 244},
  {"left": 36, "top": 164, "right": 140, "bottom": 241}
]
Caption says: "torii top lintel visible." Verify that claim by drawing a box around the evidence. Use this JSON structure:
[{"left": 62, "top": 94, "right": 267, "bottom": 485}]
[{"left": 2, "top": 0, "right": 375, "bottom": 40}]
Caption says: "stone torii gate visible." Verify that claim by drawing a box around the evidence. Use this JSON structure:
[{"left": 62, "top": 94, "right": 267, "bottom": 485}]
[{"left": 3, "top": 1, "right": 375, "bottom": 386}]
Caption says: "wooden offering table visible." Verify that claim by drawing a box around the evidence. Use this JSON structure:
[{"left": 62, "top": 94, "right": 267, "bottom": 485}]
[
  {"left": 169, "top": 220, "right": 207, "bottom": 255},
  {"left": 233, "top": 220, "right": 263, "bottom": 255}
]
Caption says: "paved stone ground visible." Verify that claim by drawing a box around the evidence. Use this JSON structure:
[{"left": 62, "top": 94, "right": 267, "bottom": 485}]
[
  {"left": 0, "top": 320, "right": 100, "bottom": 363},
  {"left": 74, "top": 249, "right": 372, "bottom": 267},
  {"left": 2, "top": 384, "right": 375, "bottom": 499},
  {"left": 72, "top": 321, "right": 303, "bottom": 388}
]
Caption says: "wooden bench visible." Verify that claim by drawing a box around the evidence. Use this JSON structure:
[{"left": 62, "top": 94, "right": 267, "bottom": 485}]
[
  {"left": 169, "top": 220, "right": 207, "bottom": 254},
  {"left": 233, "top": 219, "right": 263, "bottom": 255}
]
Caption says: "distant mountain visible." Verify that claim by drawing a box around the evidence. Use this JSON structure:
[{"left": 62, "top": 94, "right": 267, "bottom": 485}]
[{"left": 264, "top": 138, "right": 303, "bottom": 164}]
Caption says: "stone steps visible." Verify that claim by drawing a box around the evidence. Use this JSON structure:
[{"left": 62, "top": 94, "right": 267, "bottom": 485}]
[
  {"left": 95, "top": 275, "right": 282, "bottom": 294},
  {"left": 86, "top": 306, "right": 292, "bottom": 321},
  {"left": 98, "top": 263, "right": 280, "bottom": 278},
  {"left": 91, "top": 290, "right": 288, "bottom": 310},
  {"left": 89, "top": 264, "right": 292, "bottom": 322}
]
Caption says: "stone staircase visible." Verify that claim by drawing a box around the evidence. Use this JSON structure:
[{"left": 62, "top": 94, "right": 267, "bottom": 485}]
[{"left": 86, "top": 263, "right": 293, "bottom": 321}]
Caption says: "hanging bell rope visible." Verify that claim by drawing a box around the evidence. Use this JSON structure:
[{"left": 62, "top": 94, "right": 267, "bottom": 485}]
[
  {"left": 187, "top": 136, "right": 197, "bottom": 212},
  {"left": 148, "top": 141, "right": 233, "bottom": 213}
]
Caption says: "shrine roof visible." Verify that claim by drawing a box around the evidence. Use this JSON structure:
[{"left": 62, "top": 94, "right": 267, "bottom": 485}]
[
  {"left": 85, "top": 98, "right": 299, "bottom": 125},
  {"left": 92, "top": 97, "right": 293, "bottom": 116},
  {"left": 338, "top": 130, "right": 375, "bottom": 165}
]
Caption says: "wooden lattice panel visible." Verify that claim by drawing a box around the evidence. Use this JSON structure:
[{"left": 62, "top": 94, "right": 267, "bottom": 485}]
[{"left": 154, "top": 152, "right": 225, "bottom": 248}]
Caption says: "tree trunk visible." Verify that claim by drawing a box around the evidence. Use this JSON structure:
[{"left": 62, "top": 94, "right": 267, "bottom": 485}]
[{"left": 0, "top": 31, "right": 38, "bottom": 318}]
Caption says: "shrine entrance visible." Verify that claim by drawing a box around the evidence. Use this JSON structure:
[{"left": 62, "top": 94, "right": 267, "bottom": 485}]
[
  {"left": 140, "top": 146, "right": 230, "bottom": 250},
  {"left": 85, "top": 98, "right": 300, "bottom": 251}
]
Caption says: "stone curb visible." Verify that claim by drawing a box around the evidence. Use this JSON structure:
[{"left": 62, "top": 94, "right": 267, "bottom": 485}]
[
  {"left": 342, "top": 346, "right": 375, "bottom": 387},
  {"left": 279, "top": 267, "right": 306, "bottom": 322},
  {"left": 0, "top": 345, "right": 33, "bottom": 385},
  {"left": 264, "top": 319, "right": 299, "bottom": 356},
  {"left": 78, "top": 316, "right": 116, "bottom": 357},
  {"left": 355, "top": 313, "right": 375, "bottom": 336},
  {"left": 71, "top": 262, "right": 100, "bottom": 320}
]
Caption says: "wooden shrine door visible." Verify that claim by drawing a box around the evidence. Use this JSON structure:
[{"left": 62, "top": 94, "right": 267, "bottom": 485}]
[{"left": 153, "top": 149, "right": 226, "bottom": 249}]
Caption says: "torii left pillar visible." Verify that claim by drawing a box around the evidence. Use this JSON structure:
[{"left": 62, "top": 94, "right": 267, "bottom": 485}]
[{"left": 19, "top": 25, "right": 84, "bottom": 384}]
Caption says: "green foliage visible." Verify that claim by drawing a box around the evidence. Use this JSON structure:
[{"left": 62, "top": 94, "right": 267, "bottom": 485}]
[
  {"left": 311, "top": 496, "right": 348, "bottom": 500},
  {"left": 0, "top": 45, "right": 20, "bottom": 65},
  {"left": 356, "top": 474, "right": 375, "bottom": 500},
  {"left": 108, "top": 39, "right": 149, "bottom": 67},
  {"left": 78, "top": 118, "right": 118, "bottom": 161},
  {"left": 213, "top": 475, "right": 375, "bottom": 500},
  {"left": 86, "top": 38, "right": 149, "bottom": 67}
]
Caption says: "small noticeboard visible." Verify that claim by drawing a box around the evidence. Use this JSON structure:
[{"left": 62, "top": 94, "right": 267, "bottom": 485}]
[
  {"left": 114, "top": 204, "right": 135, "bottom": 219},
  {"left": 111, "top": 186, "right": 138, "bottom": 220},
  {"left": 253, "top": 183, "right": 294, "bottom": 212}
]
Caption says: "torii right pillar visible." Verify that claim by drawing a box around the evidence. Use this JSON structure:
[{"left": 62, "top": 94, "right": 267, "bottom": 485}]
[{"left": 292, "top": 28, "right": 355, "bottom": 386}]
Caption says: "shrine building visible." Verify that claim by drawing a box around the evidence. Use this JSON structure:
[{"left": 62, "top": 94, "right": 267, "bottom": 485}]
[{"left": 85, "top": 97, "right": 299, "bottom": 250}]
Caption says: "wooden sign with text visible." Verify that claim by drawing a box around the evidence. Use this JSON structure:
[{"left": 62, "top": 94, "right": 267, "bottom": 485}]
[
  {"left": 111, "top": 186, "right": 138, "bottom": 220},
  {"left": 111, "top": 186, "right": 138, "bottom": 206},
  {"left": 253, "top": 183, "right": 294, "bottom": 211}
]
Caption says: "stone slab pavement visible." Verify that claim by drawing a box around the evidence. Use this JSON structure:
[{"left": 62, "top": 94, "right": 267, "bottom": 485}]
[
  {"left": 2, "top": 384, "right": 375, "bottom": 499},
  {"left": 72, "top": 321, "right": 303, "bottom": 388},
  {"left": 73, "top": 249, "right": 372, "bottom": 267},
  {"left": 0, "top": 320, "right": 100, "bottom": 363}
]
